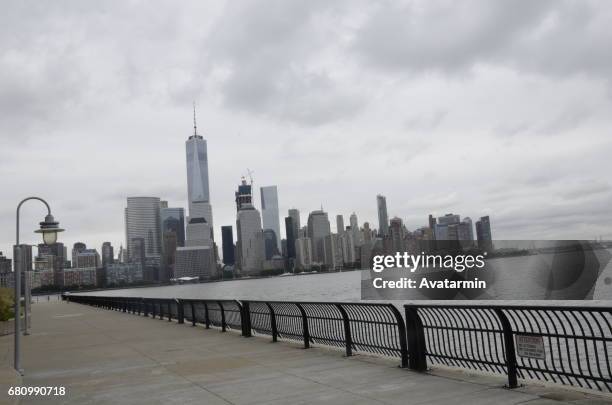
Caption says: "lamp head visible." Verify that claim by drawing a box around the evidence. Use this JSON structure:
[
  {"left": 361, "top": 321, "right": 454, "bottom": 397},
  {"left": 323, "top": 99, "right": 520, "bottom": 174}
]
[{"left": 34, "top": 214, "right": 64, "bottom": 245}]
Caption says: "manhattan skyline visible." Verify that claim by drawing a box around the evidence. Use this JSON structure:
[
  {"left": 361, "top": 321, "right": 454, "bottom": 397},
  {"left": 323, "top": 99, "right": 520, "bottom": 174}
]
[{"left": 2, "top": 1, "right": 612, "bottom": 259}]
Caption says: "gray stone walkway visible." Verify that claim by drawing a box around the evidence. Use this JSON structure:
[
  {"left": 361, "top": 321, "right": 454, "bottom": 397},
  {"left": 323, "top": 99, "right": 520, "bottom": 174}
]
[{"left": 1, "top": 300, "right": 611, "bottom": 405}]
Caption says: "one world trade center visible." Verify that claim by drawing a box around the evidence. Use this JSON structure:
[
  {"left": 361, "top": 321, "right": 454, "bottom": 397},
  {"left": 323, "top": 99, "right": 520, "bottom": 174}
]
[{"left": 185, "top": 105, "right": 214, "bottom": 245}]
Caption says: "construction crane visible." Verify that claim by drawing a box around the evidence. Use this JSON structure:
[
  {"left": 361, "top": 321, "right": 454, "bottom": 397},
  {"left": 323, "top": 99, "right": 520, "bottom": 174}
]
[{"left": 246, "top": 168, "right": 255, "bottom": 186}]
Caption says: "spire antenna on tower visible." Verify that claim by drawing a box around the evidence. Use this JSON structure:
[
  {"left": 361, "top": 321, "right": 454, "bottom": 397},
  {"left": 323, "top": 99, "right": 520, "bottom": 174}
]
[{"left": 193, "top": 101, "right": 198, "bottom": 136}]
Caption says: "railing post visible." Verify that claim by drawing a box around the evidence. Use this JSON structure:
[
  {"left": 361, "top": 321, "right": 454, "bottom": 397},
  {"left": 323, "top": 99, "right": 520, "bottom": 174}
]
[
  {"left": 405, "top": 306, "right": 427, "bottom": 371},
  {"left": 387, "top": 305, "right": 409, "bottom": 369},
  {"left": 143, "top": 299, "right": 149, "bottom": 317},
  {"left": 204, "top": 302, "right": 210, "bottom": 329},
  {"left": 336, "top": 304, "right": 353, "bottom": 357},
  {"left": 218, "top": 301, "right": 226, "bottom": 332},
  {"left": 295, "top": 303, "right": 310, "bottom": 349},
  {"left": 177, "top": 299, "right": 184, "bottom": 324},
  {"left": 494, "top": 309, "right": 519, "bottom": 389},
  {"left": 152, "top": 300, "right": 157, "bottom": 319},
  {"left": 266, "top": 303, "right": 278, "bottom": 342},
  {"left": 242, "top": 301, "right": 252, "bottom": 337},
  {"left": 190, "top": 301, "right": 196, "bottom": 326},
  {"left": 167, "top": 300, "right": 172, "bottom": 322}
]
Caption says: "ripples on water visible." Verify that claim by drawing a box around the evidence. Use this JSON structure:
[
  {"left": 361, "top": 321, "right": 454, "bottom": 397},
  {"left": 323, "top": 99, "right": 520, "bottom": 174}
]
[{"left": 83, "top": 252, "right": 612, "bottom": 307}]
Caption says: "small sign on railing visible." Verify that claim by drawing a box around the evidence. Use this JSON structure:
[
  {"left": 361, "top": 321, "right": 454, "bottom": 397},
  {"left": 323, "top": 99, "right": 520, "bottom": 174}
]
[{"left": 516, "top": 334, "right": 545, "bottom": 359}]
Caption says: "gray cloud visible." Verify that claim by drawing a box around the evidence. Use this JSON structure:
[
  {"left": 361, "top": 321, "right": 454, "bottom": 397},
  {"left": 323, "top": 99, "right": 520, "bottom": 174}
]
[{"left": 351, "top": 1, "right": 612, "bottom": 81}]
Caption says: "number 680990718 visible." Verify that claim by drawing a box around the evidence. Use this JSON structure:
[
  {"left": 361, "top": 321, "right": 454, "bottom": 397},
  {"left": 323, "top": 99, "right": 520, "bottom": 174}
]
[{"left": 8, "top": 386, "right": 66, "bottom": 396}]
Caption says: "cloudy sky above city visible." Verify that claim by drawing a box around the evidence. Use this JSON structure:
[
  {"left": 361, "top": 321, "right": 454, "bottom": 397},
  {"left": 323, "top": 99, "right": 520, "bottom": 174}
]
[{"left": 1, "top": 0, "right": 612, "bottom": 258}]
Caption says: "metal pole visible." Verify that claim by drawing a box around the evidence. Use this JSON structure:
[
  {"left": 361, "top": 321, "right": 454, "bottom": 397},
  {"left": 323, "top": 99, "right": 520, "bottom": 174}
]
[
  {"left": 13, "top": 246, "right": 22, "bottom": 375},
  {"left": 24, "top": 270, "right": 30, "bottom": 335},
  {"left": 14, "top": 197, "right": 52, "bottom": 375}
]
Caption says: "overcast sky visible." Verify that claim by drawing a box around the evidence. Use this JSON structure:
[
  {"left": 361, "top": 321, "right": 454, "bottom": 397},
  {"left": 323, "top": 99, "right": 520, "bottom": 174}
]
[{"left": 1, "top": 0, "right": 612, "bottom": 259}]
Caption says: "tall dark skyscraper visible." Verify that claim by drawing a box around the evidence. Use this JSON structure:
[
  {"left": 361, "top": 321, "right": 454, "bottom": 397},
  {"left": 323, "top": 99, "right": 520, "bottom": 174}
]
[
  {"left": 428, "top": 214, "right": 436, "bottom": 232},
  {"left": 221, "top": 226, "right": 235, "bottom": 266},
  {"left": 285, "top": 216, "right": 296, "bottom": 259},
  {"left": 263, "top": 229, "right": 279, "bottom": 259},
  {"left": 161, "top": 208, "right": 185, "bottom": 247},
  {"left": 377, "top": 194, "right": 389, "bottom": 237},
  {"left": 101, "top": 242, "right": 114, "bottom": 268},
  {"left": 307, "top": 210, "right": 331, "bottom": 264},
  {"left": 476, "top": 216, "right": 493, "bottom": 250},
  {"left": 130, "top": 237, "right": 146, "bottom": 264},
  {"left": 160, "top": 207, "right": 185, "bottom": 281}
]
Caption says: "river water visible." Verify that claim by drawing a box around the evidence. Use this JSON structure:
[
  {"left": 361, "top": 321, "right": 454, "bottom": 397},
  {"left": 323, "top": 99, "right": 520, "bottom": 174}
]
[{"left": 81, "top": 251, "right": 612, "bottom": 305}]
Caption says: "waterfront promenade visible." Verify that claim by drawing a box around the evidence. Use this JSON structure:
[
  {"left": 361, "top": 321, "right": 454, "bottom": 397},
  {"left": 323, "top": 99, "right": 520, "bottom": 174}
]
[{"left": 1, "top": 300, "right": 611, "bottom": 405}]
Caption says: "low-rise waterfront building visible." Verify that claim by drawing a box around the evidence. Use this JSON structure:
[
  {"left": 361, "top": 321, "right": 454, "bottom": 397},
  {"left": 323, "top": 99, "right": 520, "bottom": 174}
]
[
  {"left": 63, "top": 267, "right": 97, "bottom": 287},
  {"left": 106, "top": 263, "right": 143, "bottom": 285},
  {"left": 174, "top": 246, "right": 216, "bottom": 279}
]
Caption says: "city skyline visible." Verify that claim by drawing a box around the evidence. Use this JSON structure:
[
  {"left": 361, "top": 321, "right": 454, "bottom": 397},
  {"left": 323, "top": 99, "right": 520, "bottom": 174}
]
[{"left": 2, "top": 1, "right": 612, "bottom": 259}]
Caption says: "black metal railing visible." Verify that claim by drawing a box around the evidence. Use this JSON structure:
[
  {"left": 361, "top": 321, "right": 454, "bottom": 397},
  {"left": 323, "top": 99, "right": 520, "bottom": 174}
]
[
  {"left": 63, "top": 294, "right": 611, "bottom": 392},
  {"left": 405, "top": 304, "right": 612, "bottom": 392}
]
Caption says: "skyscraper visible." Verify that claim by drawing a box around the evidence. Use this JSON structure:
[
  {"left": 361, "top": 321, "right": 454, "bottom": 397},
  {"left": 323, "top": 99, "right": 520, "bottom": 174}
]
[
  {"left": 349, "top": 212, "right": 363, "bottom": 247},
  {"left": 236, "top": 202, "right": 264, "bottom": 275},
  {"left": 295, "top": 237, "right": 313, "bottom": 270},
  {"left": 72, "top": 242, "right": 86, "bottom": 267},
  {"left": 235, "top": 178, "right": 252, "bottom": 211},
  {"left": 428, "top": 214, "right": 437, "bottom": 239},
  {"left": 476, "top": 216, "right": 493, "bottom": 250},
  {"left": 101, "top": 242, "right": 114, "bottom": 268},
  {"left": 175, "top": 108, "right": 216, "bottom": 280},
  {"left": 377, "top": 195, "right": 389, "bottom": 237},
  {"left": 284, "top": 217, "right": 296, "bottom": 259},
  {"left": 336, "top": 214, "right": 345, "bottom": 235},
  {"left": 307, "top": 209, "right": 331, "bottom": 264},
  {"left": 462, "top": 217, "right": 474, "bottom": 241},
  {"left": 340, "top": 231, "right": 357, "bottom": 265},
  {"left": 186, "top": 106, "right": 213, "bottom": 237},
  {"left": 37, "top": 243, "right": 63, "bottom": 286},
  {"left": 160, "top": 208, "right": 184, "bottom": 281},
  {"left": 389, "top": 217, "right": 405, "bottom": 253},
  {"left": 263, "top": 229, "right": 279, "bottom": 259},
  {"left": 260, "top": 185, "right": 281, "bottom": 252},
  {"left": 221, "top": 226, "right": 235, "bottom": 266},
  {"left": 324, "top": 233, "right": 343, "bottom": 270},
  {"left": 363, "top": 222, "right": 373, "bottom": 242},
  {"left": 125, "top": 197, "right": 162, "bottom": 262},
  {"left": 160, "top": 208, "right": 185, "bottom": 247},
  {"left": 174, "top": 246, "right": 216, "bottom": 279},
  {"left": 288, "top": 209, "right": 300, "bottom": 241}
]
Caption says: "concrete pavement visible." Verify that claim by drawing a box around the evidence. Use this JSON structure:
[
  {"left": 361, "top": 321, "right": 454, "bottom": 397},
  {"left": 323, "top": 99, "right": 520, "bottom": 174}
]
[{"left": 1, "top": 300, "right": 611, "bottom": 405}]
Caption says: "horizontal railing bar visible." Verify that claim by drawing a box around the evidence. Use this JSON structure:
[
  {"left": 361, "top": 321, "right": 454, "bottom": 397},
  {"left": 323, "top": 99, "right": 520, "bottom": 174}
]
[
  {"left": 406, "top": 304, "right": 612, "bottom": 311},
  {"left": 426, "top": 353, "right": 507, "bottom": 367},
  {"left": 518, "top": 366, "right": 612, "bottom": 383}
]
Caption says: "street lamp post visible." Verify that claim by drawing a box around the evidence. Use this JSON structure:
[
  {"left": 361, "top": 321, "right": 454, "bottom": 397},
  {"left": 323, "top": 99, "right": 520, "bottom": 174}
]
[{"left": 14, "top": 197, "right": 64, "bottom": 375}]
